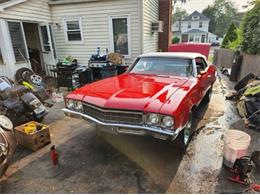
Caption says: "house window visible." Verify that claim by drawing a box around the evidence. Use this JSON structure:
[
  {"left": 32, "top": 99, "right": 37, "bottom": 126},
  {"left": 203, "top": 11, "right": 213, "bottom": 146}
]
[
  {"left": 110, "top": 16, "right": 130, "bottom": 56},
  {"left": 188, "top": 22, "right": 191, "bottom": 29},
  {"left": 64, "top": 18, "right": 83, "bottom": 42},
  {"left": 189, "top": 35, "right": 194, "bottom": 42},
  {"left": 192, "top": 16, "right": 200, "bottom": 20},
  {"left": 40, "top": 26, "right": 51, "bottom": 51},
  {"left": 199, "top": 22, "right": 203, "bottom": 28},
  {"left": 8, "top": 21, "right": 27, "bottom": 63}
]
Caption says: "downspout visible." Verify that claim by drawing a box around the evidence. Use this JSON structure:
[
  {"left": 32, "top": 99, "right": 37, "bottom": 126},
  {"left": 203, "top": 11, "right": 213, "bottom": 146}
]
[{"left": 139, "top": 0, "right": 143, "bottom": 54}]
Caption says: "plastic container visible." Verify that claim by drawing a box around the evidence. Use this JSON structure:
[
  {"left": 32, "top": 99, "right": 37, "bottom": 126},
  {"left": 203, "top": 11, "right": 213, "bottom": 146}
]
[{"left": 223, "top": 129, "right": 251, "bottom": 168}]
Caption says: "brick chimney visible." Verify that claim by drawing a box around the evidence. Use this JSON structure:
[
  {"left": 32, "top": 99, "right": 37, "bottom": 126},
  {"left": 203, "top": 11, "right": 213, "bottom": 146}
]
[{"left": 158, "top": 0, "right": 172, "bottom": 52}]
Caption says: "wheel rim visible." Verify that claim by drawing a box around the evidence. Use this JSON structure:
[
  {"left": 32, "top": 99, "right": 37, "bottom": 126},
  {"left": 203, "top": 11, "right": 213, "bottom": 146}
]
[
  {"left": 184, "top": 119, "right": 192, "bottom": 145},
  {"left": 21, "top": 71, "right": 31, "bottom": 80},
  {"left": 30, "top": 74, "right": 42, "bottom": 85},
  {"left": 208, "top": 89, "right": 212, "bottom": 100}
]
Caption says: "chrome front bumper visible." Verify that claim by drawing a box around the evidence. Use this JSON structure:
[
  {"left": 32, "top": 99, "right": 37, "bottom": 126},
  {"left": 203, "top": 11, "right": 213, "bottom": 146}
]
[{"left": 62, "top": 108, "right": 182, "bottom": 141}]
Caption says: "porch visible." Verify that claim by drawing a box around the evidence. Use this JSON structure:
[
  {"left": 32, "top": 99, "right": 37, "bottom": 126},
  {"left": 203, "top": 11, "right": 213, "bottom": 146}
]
[{"left": 0, "top": 19, "right": 56, "bottom": 79}]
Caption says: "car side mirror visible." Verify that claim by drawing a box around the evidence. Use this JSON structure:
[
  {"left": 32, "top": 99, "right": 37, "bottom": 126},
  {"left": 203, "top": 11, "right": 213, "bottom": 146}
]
[
  {"left": 197, "top": 70, "right": 206, "bottom": 78},
  {"left": 200, "top": 70, "right": 207, "bottom": 75}
]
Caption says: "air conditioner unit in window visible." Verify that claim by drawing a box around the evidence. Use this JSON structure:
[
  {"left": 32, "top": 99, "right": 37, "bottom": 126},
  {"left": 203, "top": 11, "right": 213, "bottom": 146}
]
[{"left": 151, "top": 21, "right": 164, "bottom": 33}]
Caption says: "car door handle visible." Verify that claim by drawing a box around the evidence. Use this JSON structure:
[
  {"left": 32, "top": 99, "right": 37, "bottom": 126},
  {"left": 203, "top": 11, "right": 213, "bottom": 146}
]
[{"left": 208, "top": 75, "right": 212, "bottom": 78}]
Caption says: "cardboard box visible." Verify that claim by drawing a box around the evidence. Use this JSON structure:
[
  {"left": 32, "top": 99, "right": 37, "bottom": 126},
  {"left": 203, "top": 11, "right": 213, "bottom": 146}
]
[{"left": 14, "top": 121, "right": 51, "bottom": 151}]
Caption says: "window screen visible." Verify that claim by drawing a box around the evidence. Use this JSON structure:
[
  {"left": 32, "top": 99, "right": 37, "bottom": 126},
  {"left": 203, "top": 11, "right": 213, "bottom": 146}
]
[
  {"left": 8, "top": 22, "right": 27, "bottom": 63},
  {"left": 65, "top": 19, "right": 82, "bottom": 41},
  {"left": 40, "top": 26, "right": 51, "bottom": 51},
  {"left": 112, "top": 18, "right": 129, "bottom": 55}
]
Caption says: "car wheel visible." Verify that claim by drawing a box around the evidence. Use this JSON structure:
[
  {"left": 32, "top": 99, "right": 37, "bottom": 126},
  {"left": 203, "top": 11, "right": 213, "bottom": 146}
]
[
  {"left": 15, "top": 67, "right": 34, "bottom": 83},
  {"left": 177, "top": 113, "right": 193, "bottom": 149},
  {"left": 26, "top": 74, "right": 43, "bottom": 86},
  {"left": 205, "top": 87, "right": 213, "bottom": 103}
]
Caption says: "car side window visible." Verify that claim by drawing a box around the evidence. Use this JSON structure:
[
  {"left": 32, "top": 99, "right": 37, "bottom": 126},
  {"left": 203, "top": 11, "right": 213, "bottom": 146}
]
[{"left": 195, "top": 57, "right": 207, "bottom": 74}]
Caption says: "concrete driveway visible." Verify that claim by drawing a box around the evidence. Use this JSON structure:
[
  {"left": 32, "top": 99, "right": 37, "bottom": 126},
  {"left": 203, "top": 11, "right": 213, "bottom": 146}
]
[{"left": 0, "top": 73, "right": 258, "bottom": 193}]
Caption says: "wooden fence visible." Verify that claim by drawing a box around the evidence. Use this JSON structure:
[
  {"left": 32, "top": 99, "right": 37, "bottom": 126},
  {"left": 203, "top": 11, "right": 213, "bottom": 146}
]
[
  {"left": 239, "top": 54, "right": 260, "bottom": 79},
  {"left": 214, "top": 48, "right": 260, "bottom": 80},
  {"left": 214, "top": 48, "right": 235, "bottom": 68}
]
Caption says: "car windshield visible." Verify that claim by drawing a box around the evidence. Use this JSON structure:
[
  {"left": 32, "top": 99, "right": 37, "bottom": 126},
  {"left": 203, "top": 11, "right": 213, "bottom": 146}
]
[{"left": 130, "top": 57, "right": 193, "bottom": 77}]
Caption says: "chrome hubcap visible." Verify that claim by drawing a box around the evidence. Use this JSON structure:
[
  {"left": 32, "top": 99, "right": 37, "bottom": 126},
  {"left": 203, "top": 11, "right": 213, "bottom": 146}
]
[
  {"left": 184, "top": 120, "right": 192, "bottom": 145},
  {"left": 208, "top": 89, "right": 212, "bottom": 99},
  {"left": 31, "top": 74, "right": 42, "bottom": 85}
]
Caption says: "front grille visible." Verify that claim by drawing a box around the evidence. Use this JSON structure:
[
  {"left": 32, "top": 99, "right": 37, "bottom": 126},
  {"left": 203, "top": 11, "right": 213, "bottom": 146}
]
[{"left": 83, "top": 103, "right": 143, "bottom": 125}]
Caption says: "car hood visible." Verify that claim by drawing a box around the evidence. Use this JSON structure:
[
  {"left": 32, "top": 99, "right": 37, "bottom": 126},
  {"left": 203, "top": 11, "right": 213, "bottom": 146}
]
[{"left": 68, "top": 73, "right": 189, "bottom": 112}]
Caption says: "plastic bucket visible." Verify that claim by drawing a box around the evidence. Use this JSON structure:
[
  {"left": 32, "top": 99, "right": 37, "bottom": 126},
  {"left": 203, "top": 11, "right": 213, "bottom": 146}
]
[{"left": 223, "top": 129, "right": 251, "bottom": 168}]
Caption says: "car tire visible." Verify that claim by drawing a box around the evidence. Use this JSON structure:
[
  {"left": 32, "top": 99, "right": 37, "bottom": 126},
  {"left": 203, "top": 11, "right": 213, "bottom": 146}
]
[
  {"left": 15, "top": 67, "right": 34, "bottom": 83},
  {"left": 176, "top": 113, "right": 193, "bottom": 150},
  {"left": 204, "top": 87, "right": 213, "bottom": 103},
  {"left": 234, "top": 73, "right": 256, "bottom": 91}
]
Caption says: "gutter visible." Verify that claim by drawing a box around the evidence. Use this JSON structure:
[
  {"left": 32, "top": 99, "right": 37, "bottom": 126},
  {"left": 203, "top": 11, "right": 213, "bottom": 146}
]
[
  {"left": 48, "top": 0, "right": 110, "bottom": 5},
  {"left": 0, "top": 0, "right": 26, "bottom": 12},
  {"left": 139, "top": 0, "right": 143, "bottom": 54}
]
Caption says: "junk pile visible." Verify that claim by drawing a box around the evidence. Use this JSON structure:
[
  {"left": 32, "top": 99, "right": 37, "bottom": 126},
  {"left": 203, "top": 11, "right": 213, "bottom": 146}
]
[
  {"left": 224, "top": 130, "right": 260, "bottom": 193},
  {"left": 14, "top": 121, "right": 51, "bottom": 151},
  {"left": 226, "top": 73, "right": 260, "bottom": 130},
  {"left": 0, "top": 67, "right": 53, "bottom": 125}
]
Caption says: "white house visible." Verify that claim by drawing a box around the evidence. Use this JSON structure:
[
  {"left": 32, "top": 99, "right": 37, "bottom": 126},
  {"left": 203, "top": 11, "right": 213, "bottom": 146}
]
[
  {"left": 0, "top": 0, "right": 172, "bottom": 78},
  {"left": 172, "top": 10, "right": 220, "bottom": 43}
]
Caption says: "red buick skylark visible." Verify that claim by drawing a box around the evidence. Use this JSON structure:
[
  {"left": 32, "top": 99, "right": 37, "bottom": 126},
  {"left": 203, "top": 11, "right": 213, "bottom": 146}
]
[{"left": 63, "top": 52, "right": 217, "bottom": 147}]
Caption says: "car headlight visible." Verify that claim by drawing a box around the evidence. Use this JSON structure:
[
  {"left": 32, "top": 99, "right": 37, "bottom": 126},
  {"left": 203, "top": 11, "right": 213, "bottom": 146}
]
[
  {"left": 147, "top": 113, "right": 159, "bottom": 125},
  {"left": 66, "top": 99, "right": 74, "bottom": 109},
  {"left": 75, "top": 101, "right": 83, "bottom": 111},
  {"left": 162, "top": 116, "right": 174, "bottom": 128}
]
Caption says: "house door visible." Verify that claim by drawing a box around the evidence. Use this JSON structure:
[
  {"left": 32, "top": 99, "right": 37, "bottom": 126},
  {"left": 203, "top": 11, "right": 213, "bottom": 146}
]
[
  {"left": 182, "top": 34, "right": 188, "bottom": 42},
  {"left": 38, "top": 23, "right": 56, "bottom": 75},
  {"left": 201, "top": 35, "right": 206, "bottom": 43}
]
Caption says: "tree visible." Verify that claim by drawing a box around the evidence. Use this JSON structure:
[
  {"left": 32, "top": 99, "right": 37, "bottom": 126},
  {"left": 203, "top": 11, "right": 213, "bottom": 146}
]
[
  {"left": 202, "top": 0, "right": 238, "bottom": 37},
  {"left": 172, "top": 0, "right": 189, "bottom": 11},
  {"left": 172, "top": 7, "right": 188, "bottom": 31},
  {"left": 221, "top": 22, "right": 238, "bottom": 48},
  {"left": 241, "top": 0, "right": 260, "bottom": 54}
]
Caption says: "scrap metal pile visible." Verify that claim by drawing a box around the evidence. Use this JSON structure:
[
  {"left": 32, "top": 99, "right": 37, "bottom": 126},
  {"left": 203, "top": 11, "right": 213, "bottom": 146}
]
[
  {"left": 226, "top": 73, "right": 260, "bottom": 130},
  {"left": 0, "top": 68, "right": 53, "bottom": 126}
]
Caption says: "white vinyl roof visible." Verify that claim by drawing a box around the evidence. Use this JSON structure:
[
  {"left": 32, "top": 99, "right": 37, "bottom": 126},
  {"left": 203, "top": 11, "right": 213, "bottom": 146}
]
[{"left": 139, "top": 52, "right": 206, "bottom": 60}]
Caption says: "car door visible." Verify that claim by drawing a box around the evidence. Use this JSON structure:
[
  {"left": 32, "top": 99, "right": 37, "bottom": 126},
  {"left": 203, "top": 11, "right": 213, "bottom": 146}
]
[{"left": 195, "top": 57, "right": 212, "bottom": 98}]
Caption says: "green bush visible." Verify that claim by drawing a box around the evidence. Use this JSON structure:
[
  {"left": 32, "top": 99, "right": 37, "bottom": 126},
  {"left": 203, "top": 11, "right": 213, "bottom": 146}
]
[
  {"left": 221, "top": 22, "right": 238, "bottom": 48},
  {"left": 172, "top": 37, "right": 180, "bottom": 44},
  {"left": 227, "top": 27, "right": 242, "bottom": 51},
  {"left": 241, "top": 0, "right": 260, "bottom": 54}
]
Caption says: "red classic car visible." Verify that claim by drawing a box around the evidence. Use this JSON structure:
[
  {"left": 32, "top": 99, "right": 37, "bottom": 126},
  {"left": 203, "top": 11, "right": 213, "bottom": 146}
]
[{"left": 63, "top": 52, "right": 217, "bottom": 147}]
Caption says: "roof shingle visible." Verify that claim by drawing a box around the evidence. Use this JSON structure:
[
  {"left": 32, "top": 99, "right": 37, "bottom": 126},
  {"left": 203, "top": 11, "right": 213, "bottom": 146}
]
[{"left": 183, "top": 10, "right": 210, "bottom": 21}]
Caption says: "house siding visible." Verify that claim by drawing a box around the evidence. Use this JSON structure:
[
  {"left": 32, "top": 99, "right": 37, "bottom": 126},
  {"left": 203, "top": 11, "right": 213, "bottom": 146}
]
[
  {"left": 142, "top": 0, "right": 158, "bottom": 53},
  {"left": 51, "top": 0, "right": 140, "bottom": 65},
  {"left": 0, "top": 0, "right": 52, "bottom": 22},
  {"left": 181, "top": 20, "right": 209, "bottom": 33}
]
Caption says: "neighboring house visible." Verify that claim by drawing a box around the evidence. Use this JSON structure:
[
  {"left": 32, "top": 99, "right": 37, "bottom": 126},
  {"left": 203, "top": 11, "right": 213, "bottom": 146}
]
[
  {"left": 172, "top": 10, "right": 220, "bottom": 43},
  {"left": 0, "top": 0, "right": 172, "bottom": 78}
]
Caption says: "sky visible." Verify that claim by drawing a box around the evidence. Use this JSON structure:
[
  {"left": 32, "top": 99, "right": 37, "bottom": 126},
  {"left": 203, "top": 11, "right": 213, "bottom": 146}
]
[{"left": 175, "top": 0, "right": 253, "bottom": 13}]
